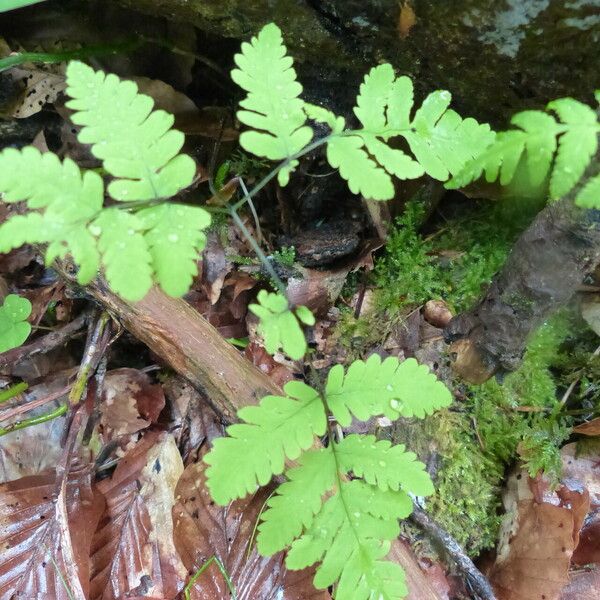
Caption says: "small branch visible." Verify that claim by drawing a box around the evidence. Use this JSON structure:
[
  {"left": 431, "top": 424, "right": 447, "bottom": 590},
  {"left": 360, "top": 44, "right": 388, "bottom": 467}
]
[
  {"left": 0, "top": 310, "right": 90, "bottom": 370},
  {"left": 410, "top": 506, "right": 497, "bottom": 600}
]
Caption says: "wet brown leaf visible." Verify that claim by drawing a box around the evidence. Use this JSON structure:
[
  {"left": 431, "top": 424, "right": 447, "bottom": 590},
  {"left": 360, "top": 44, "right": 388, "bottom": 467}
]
[
  {"left": 0, "top": 462, "right": 103, "bottom": 599},
  {"left": 5, "top": 66, "right": 66, "bottom": 118},
  {"left": 90, "top": 432, "right": 186, "bottom": 600},
  {"left": 574, "top": 418, "right": 600, "bottom": 436},
  {"left": 99, "top": 369, "right": 165, "bottom": 441},
  {"left": 173, "top": 457, "right": 330, "bottom": 600},
  {"left": 489, "top": 471, "right": 590, "bottom": 600}
]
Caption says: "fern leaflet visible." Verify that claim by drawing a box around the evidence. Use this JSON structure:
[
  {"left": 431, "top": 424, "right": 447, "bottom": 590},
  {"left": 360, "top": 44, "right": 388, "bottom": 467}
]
[
  {"left": 448, "top": 95, "right": 600, "bottom": 206},
  {"left": 231, "top": 22, "right": 313, "bottom": 186},
  {"left": 0, "top": 294, "right": 32, "bottom": 353},
  {"left": 66, "top": 61, "right": 196, "bottom": 201},
  {"left": 204, "top": 381, "right": 326, "bottom": 504},
  {"left": 205, "top": 355, "right": 452, "bottom": 599},
  {"left": 325, "top": 354, "right": 452, "bottom": 426},
  {"left": 0, "top": 148, "right": 103, "bottom": 284},
  {"left": 248, "top": 290, "right": 315, "bottom": 360}
]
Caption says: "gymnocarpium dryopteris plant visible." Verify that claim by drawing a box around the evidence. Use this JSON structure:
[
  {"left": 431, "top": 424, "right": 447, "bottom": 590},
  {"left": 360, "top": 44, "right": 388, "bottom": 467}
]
[
  {"left": 447, "top": 91, "right": 600, "bottom": 207},
  {"left": 205, "top": 354, "right": 452, "bottom": 599},
  {"left": 0, "top": 61, "right": 211, "bottom": 302}
]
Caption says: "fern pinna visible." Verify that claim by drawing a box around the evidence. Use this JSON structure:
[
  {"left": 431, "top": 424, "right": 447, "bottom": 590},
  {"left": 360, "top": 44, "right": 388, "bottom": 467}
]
[
  {"left": 205, "top": 354, "right": 452, "bottom": 599},
  {"left": 447, "top": 92, "right": 600, "bottom": 206},
  {"left": 0, "top": 61, "right": 211, "bottom": 302}
]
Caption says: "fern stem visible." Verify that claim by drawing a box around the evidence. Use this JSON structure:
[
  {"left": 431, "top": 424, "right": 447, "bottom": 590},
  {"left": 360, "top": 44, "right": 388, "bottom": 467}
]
[
  {"left": 229, "top": 207, "right": 287, "bottom": 295},
  {"left": 231, "top": 134, "right": 333, "bottom": 212}
]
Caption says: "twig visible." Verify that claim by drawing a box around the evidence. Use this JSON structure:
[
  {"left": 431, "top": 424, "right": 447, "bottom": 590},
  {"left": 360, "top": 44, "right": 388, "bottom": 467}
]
[
  {"left": 56, "top": 311, "right": 112, "bottom": 485},
  {"left": 0, "top": 385, "right": 70, "bottom": 423},
  {"left": 0, "top": 310, "right": 90, "bottom": 369},
  {"left": 410, "top": 505, "right": 497, "bottom": 600}
]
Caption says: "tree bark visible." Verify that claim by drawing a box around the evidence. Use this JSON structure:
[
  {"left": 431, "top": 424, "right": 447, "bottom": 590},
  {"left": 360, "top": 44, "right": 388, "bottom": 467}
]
[
  {"left": 445, "top": 198, "right": 600, "bottom": 383},
  {"left": 86, "top": 280, "right": 280, "bottom": 423}
]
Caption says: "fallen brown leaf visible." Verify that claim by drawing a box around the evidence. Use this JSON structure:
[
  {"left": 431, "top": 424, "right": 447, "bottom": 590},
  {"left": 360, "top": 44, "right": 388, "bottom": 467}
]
[
  {"left": 489, "top": 471, "right": 591, "bottom": 600},
  {"left": 0, "top": 462, "right": 103, "bottom": 599},
  {"left": 99, "top": 368, "right": 165, "bottom": 441},
  {"left": 173, "top": 456, "right": 330, "bottom": 600},
  {"left": 90, "top": 432, "right": 186, "bottom": 600},
  {"left": 574, "top": 418, "right": 600, "bottom": 436}
]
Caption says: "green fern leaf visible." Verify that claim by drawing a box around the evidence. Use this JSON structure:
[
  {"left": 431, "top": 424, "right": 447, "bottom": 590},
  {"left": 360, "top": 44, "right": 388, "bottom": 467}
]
[
  {"left": 91, "top": 209, "right": 153, "bottom": 301},
  {"left": 0, "top": 147, "right": 103, "bottom": 284},
  {"left": 204, "top": 380, "right": 326, "bottom": 504},
  {"left": 576, "top": 173, "right": 600, "bottom": 208},
  {"left": 65, "top": 61, "right": 196, "bottom": 201},
  {"left": 231, "top": 23, "right": 313, "bottom": 186},
  {"left": 0, "top": 294, "right": 32, "bottom": 353},
  {"left": 257, "top": 447, "right": 336, "bottom": 555},
  {"left": 448, "top": 97, "right": 600, "bottom": 198},
  {"left": 326, "top": 135, "right": 395, "bottom": 200},
  {"left": 334, "top": 434, "right": 434, "bottom": 495},
  {"left": 248, "top": 290, "right": 314, "bottom": 360},
  {"left": 138, "top": 203, "right": 211, "bottom": 296},
  {"left": 304, "top": 103, "right": 345, "bottom": 133},
  {"left": 286, "top": 480, "right": 411, "bottom": 599},
  {"left": 325, "top": 354, "right": 452, "bottom": 426},
  {"left": 548, "top": 98, "right": 598, "bottom": 199}
]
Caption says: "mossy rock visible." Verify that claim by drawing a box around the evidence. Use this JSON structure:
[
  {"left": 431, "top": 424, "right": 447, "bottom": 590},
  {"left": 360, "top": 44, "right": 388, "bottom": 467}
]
[{"left": 111, "top": 0, "right": 600, "bottom": 123}]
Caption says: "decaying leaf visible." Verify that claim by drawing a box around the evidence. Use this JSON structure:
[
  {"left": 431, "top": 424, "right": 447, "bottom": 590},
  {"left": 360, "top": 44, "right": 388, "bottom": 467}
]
[
  {"left": 5, "top": 66, "right": 66, "bottom": 118},
  {"left": 0, "top": 462, "right": 103, "bottom": 599},
  {"left": 574, "top": 418, "right": 600, "bottom": 436},
  {"left": 99, "top": 368, "right": 165, "bottom": 441},
  {"left": 173, "top": 455, "right": 330, "bottom": 600},
  {"left": 90, "top": 432, "right": 186, "bottom": 600},
  {"left": 489, "top": 471, "right": 590, "bottom": 600}
]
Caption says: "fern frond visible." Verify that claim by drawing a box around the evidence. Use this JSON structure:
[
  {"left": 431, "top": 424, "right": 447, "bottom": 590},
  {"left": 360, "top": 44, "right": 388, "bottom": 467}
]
[
  {"left": 286, "top": 480, "right": 411, "bottom": 599},
  {"left": 92, "top": 209, "right": 153, "bottom": 301},
  {"left": 0, "top": 147, "right": 103, "bottom": 284},
  {"left": 231, "top": 23, "right": 313, "bottom": 185},
  {"left": 66, "top": 61, "right": 196, "bottom": 201},
  {"left": 138, "top": 204, "right": 211, "bottom": 296},
  {"left": 334, "top": 434, "right": 434, "bottom": 495},
  {"left": 257, "top": 448, "right": 336, "bottom": 555},
  {"left": 322, "top": 65, "right": 492, "bottom": 200},
  {"left": 0, "top": 294, "right": 32, "bottom": 353},
  {"left": 448, "top": 97, "right": 600, "bottom": 199},
  {"left": 325, "top": 354, "right": 452, "bottom": 426},
  {"left": 248, "top": 290, "right": 314, "bottom": 360},
  {"left": 204, "top": 380, "right": 326, "bottom": 505}
]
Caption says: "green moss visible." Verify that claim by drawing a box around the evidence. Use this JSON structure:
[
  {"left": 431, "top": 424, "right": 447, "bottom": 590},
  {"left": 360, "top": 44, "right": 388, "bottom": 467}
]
[{"left": 374, "top": 199, "right": 531, "bottom": 315}]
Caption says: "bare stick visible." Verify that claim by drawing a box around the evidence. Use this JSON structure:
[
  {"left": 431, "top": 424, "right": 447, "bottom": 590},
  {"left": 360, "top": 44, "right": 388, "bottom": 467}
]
[
  {"left": 410, "top": 506, "right": 497, "bottom": 600},
  {"left": 0, "top": 310, "right": 90, "bottom": 370}
]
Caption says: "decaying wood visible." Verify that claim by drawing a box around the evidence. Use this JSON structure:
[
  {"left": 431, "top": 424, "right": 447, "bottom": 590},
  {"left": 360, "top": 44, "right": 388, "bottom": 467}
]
[
  {"left": 86, "top": 279, "right": 280, "bottom": 423},
  {"left": 445, "top": 197, "right": 600, "bottom": 383}
]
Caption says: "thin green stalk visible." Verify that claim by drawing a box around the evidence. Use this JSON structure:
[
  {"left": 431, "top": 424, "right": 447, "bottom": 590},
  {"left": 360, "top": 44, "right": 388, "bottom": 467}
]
[
  {"left": 229, "top": 207, "right": 286, "bottom": 295},
  {"left": 0, "top": 381, "right": 28, "bottom": 404},
  {"left": 184, "top": 556, "right": 237, "bottom": 600},
  {"left": 231, "top": 134, "right": 332, "bottom": 212},
  {"left": 0, "top": 40, "right": 142, "bottom": 72},
  {"left": 0, "top": 403, "right": 67, "bottom": 437}
]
